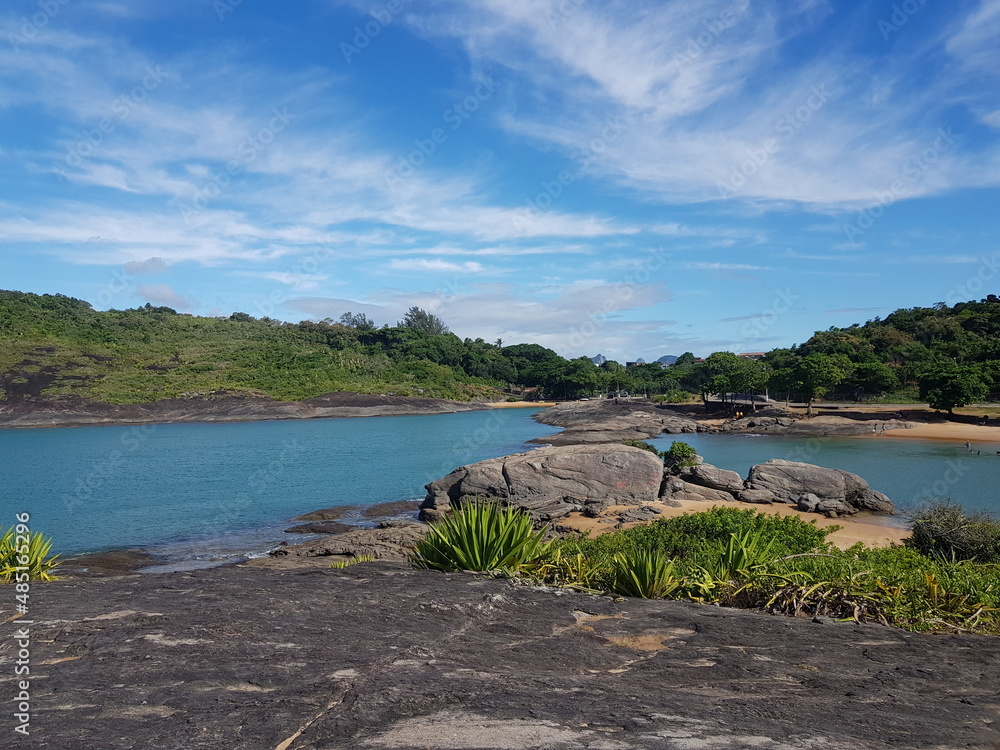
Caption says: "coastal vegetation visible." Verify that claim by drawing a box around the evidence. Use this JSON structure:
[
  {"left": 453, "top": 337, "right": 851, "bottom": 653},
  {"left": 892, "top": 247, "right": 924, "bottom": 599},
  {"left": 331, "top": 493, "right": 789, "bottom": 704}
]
[
  {"left": 3, "top": 290, "right": 1000, "bottom": 408},
  {"left": 0, "top": 526, "right": 61, "bottom": 583},
  {"left": 413, "top": 502, "right": 1000, "bottom": 634}
]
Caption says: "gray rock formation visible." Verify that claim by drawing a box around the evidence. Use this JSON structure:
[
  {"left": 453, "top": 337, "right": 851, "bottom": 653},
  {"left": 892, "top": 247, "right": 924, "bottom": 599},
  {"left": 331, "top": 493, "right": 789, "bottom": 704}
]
[
  {"left": 662, "top": 478, "right": 736, "bottom": 504},
  {"left": 747, "top": 459, "right": 894, "bottom": 514},
  {"left": 283, "top": 521, "right": 354, "bottom": 534},
  {"left": 269, "top": 521, "right": 426, "bottom": 563},
  {"left": 736, "top": 488, "right": 777, "bottom": 504},
  {"left": 422, "top": 444, "right": 665, "bottom": 523},
  {"left": 680, "top": 463, "right": 744, "bottom": 493},
  {"left": 796, "top": 493, "right": 858, "bottom": 518},
  {"left": 530, "top": 399, "right": 700, "bottom": 445},
  {"left": 23, "top": 563, "right": 1000, "bottom": 749}
]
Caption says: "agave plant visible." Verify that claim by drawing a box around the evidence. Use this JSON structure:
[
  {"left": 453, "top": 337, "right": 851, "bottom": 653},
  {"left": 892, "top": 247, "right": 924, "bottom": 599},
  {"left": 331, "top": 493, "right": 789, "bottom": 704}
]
[
  {"left": 411, "top": 498, "right": 550, "bottom": 573},
  {"left": 0, "top": 526, "right": 61, "bottom": 583},
  {"left": 607, "top": 548, "right": 682, "bottom": 599}
]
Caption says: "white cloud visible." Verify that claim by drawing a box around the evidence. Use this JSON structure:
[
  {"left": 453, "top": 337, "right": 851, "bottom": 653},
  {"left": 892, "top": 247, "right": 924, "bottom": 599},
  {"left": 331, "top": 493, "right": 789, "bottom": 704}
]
[
  {"left": 389, "top": 259, "right": 486, "bottom": 273},
  {"left": 135, "top": 283, "right": 191, "bottom": 310}
]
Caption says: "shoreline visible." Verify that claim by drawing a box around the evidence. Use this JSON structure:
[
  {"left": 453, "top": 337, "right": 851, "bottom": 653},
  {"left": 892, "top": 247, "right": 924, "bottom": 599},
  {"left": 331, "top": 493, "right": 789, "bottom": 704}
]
[{"left": 0, "top": 394, "right": 554, "bottom": 431}]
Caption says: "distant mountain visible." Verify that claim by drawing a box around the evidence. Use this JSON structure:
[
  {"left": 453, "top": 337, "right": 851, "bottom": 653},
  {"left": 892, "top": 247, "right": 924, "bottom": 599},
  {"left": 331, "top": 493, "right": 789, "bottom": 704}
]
[
  {"left": 656, "top": 355, "right": 678, "bottom": 365},
  {"left": 591, "top": 354, "right": 607, "bottom": 365}
]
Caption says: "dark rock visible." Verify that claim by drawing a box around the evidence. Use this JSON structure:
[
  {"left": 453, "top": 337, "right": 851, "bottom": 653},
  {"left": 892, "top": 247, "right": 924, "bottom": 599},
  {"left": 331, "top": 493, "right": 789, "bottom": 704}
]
[
  {"left": 855, "top": 489, "right": 896, "bottom": 514},
  {"left": 664, "top": 480, "right": 736, "bottom": 504},
  {"left": 57, "top": 549, "right": 159, "bottom": 578},
  {"left": 21, "top": 564, "right": 1000, "bottom": 749},
  {"left": 797, "top": 493, "right": 822, "bottom": 513},
  {"left": 422, "top": 444, "right": 665, "bottom": 523},
  {"left": 616, "top": 505, "right": 664, "bottom": 523},
  {"left": 362, "top": 500, "right": 422, "bottom": 518},
  {"left": 266, "top": 522, "right": 426, "bottom": 563},
  {"left": 292, "top": 505, "right": 357, "bottom": 521},
  {"left": 283, "top": 521, "right": 354, "bottom": 534},
  {"left": 681, "top": 463, "right": 744, "bottom": 493},
  {"left": 736, "top": 489, "right": 776, "bottom": 504}
]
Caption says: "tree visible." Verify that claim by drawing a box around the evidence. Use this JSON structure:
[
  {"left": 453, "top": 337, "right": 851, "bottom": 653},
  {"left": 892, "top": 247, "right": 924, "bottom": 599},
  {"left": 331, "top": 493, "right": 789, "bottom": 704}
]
[
  {"left": 918, "top": 364, "right": 987, "bottom": 415},
  {"left": 702, "top": 352, "right": 767, "bottom": 409},
  {"left": 399, "top": 306, "right": 449, "bottom": 335},
  {"left": 674, "top": 352, "right": 696, "bottom": 367},
  {"left": 339, "top": 311, "right": 376, "bottom": 330},
  {"left": 791, "top": 353, "right": 853, "bottom": 416}
]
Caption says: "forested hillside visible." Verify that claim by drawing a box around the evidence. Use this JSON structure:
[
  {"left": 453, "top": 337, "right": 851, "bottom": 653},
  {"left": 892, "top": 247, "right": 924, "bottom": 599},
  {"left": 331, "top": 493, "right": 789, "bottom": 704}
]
[{"left": 2, "top": 290, "right": 999, "bottom": 410}]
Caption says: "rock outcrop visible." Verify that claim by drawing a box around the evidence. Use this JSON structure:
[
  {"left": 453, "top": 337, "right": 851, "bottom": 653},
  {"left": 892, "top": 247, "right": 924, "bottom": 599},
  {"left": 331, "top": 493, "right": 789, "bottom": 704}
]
[
  {"left": 267, "top": 521, "right": 426, "bottom": 564},
  {"left": 747, "top": 459, "right": 893, "bottom": 517},
  {"left": 421, "top": 444, "right": 665, "bottom": 523},
  {"left": 530, "top": 399, "right": 700, "bottom": 445},
  {"left": 680, "top": 463, "right": 745, "bottom": 493},
  {"left": 22, "top": 563, "right": 1000, "bottom": 749}
]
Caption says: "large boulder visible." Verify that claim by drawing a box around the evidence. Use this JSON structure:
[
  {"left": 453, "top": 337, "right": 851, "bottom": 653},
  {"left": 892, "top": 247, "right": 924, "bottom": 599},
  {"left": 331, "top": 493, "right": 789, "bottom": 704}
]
[
  {"left": 747, "top": 459, "right": 894, "bottom": 514},
  {"left": 421, "top": 444, "right": 665, "bottom": 523},
  {"left": 661, "top": 478, "right": 736, "bottom": 504},
  {"left": 680, "top": 463, "right": 744, "bottom": 493}
]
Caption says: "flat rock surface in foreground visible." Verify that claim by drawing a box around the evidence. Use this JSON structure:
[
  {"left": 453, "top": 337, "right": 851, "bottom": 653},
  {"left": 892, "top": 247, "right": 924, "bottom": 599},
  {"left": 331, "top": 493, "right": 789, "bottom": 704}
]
[{"left": 6, "top": 564, "right": 1000, "bottom": 749}]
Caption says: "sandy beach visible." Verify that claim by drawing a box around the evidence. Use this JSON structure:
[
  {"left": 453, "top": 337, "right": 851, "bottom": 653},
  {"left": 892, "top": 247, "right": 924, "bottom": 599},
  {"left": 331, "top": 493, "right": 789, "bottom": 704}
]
[
  {"left": 558, "top": 498, "right": 909, "bottom": 550},
  {"left": 486, "top": 400, "right": 557, "bottom": 409},
  {"left": 882, "top": 421, "right": 1000, "bottom": 444}
]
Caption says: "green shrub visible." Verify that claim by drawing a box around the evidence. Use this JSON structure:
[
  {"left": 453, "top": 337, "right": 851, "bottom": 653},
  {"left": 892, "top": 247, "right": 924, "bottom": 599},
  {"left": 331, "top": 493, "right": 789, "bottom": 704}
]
[
  {"left": 662, "top": 440, "right": 699, "bottom": 469},
  {"left": 411, "top": 499, "right": 550, "bottom": 573},
  {"left": 621, "top": 439, "right": 661, "bottom": 456},
  {"left": 0, "top": 526, "right": 60, "bottom": 583},
  {"left": 905, "top": 500, "right": 1000, "bottom": 563}
]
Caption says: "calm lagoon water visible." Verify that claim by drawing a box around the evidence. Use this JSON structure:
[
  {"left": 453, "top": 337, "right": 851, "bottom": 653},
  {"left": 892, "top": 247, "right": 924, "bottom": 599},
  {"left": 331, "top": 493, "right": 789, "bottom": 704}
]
[
  {"left": 0, "top": 408, "right": 554, "bottom": 564},
  {"left": 2, "top": 409, "right": 995, "bottom": 566}
]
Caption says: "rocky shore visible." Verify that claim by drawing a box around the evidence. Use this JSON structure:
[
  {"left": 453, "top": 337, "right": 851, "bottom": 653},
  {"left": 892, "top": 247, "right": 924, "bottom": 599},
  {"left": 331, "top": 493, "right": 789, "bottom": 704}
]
[
  {"left": 530, "top": 398, "right": 912, "bottom": 444},
  {"left": 0, "top": 391, "right": 495, "bottom": 429},
  {"left": 12, "top": 562, "right": 1000, "bottom": 749}
]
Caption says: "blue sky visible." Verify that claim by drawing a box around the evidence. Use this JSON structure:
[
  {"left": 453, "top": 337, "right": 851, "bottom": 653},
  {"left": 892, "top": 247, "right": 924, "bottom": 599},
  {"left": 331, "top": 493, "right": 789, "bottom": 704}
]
[{"left": 1, "top": 0, "right": 998, "bottom": 360}]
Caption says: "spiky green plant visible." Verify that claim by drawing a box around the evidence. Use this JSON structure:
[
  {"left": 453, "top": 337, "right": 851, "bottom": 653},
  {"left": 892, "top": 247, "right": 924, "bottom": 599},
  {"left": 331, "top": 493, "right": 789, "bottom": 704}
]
[
  {"left": 411, "top": 498, "right": 550, "bottom": 573},
  {"left": 0, "top": 526, "right": 61, "bottom": 583},
  {"left": 607, "top": 548, "right": 682, "bottom": 599},
  {"left": 330, "top": 553, "right": 376, "bottom": 569}
]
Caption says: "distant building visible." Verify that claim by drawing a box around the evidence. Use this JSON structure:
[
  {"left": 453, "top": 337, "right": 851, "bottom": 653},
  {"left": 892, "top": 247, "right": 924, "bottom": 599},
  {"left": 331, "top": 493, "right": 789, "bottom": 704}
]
[{"left": 738, "top": 352, "right": 766, "bottom": 361}]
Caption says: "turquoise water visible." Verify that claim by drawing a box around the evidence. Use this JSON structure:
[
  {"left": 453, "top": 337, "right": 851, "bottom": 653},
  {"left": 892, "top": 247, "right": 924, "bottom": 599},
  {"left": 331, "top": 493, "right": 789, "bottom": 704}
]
[
  {"left": 2, "top": 411, "right": 996, "bottom": 566},
  {"left": 0, "top": 409, "right": 554, "bottom": 563},
  {"left": 649, "top": 432, "right": 998, "bottom": 522}
]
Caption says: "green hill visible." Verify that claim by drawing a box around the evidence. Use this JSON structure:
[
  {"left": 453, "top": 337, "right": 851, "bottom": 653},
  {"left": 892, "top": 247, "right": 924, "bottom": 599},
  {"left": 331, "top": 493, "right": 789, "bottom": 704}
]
[{"left": 0, "top": 291, "right": 509, "bottom": 404}]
